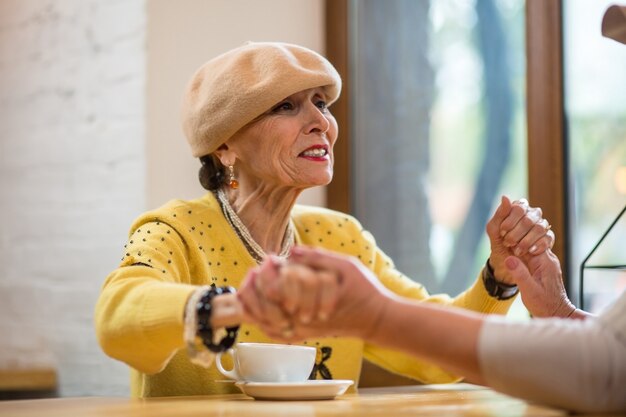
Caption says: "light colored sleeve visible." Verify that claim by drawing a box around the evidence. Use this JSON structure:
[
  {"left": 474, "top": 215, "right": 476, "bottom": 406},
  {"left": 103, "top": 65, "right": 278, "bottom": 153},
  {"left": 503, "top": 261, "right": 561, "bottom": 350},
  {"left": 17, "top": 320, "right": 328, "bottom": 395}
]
[{"left": 478, "top": 291, "right": 626, "bottom": 413}]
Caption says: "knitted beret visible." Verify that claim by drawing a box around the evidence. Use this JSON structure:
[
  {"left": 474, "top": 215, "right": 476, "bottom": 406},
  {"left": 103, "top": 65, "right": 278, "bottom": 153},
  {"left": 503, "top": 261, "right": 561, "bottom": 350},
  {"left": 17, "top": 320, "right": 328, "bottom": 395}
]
[{"left": 181, "top": 42, "right": 342, "bottom": 158}]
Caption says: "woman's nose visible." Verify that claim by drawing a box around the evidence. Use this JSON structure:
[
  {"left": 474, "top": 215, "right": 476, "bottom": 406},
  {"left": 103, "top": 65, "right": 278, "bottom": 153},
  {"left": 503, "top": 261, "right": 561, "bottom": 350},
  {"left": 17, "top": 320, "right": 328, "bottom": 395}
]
[{"left": 305, "top": 103, "right": 330, "bottom": 134}]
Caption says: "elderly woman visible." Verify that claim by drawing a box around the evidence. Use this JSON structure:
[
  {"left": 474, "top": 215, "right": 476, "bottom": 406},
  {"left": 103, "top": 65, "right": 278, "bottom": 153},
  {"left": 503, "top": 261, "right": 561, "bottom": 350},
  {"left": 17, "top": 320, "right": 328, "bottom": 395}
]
[{"left": 94, "top": 42, "right": 554, "bottom": 397}]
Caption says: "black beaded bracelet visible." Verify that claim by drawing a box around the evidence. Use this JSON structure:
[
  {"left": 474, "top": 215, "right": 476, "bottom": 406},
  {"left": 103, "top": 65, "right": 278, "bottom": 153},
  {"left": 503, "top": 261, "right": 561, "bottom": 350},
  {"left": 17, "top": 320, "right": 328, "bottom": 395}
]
[
  {"left": 482, "top": 259, "right": 519, "bottom": 300},
  {"left": 196, "top": 285, "right": 240, "bottom": 353}
]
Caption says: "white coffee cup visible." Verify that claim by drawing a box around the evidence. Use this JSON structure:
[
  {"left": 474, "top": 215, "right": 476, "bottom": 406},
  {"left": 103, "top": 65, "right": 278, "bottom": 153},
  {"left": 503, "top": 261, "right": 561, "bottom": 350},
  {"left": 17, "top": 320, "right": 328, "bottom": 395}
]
[{"left": 216, "top": 342, "right": 316, "bottom": 383}]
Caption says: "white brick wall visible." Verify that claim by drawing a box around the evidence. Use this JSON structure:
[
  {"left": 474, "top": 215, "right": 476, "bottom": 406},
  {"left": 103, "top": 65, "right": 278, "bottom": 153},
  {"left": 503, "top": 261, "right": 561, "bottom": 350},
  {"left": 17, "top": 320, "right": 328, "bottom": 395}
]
[
  {"left": 0, "top": 0, "right": 325, "bottom": 398},
  {"left": 0, "top": 0, "right": 146, "bottom": 396}
]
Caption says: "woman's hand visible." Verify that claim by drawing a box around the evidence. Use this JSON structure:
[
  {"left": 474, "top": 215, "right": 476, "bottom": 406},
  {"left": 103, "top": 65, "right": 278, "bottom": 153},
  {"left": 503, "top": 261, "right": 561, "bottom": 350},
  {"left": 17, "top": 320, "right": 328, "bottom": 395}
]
[
  {"left": 237, "top": 259, "right": 294, "bottom": 339},
  {"left": 238, "top": 246, "right": 392, "bottom": 342},
  {"left": 210, "top": 292, "right": 245, "bottom": 329},
  {"left": 486, "top": 196, "right": 555, "bottom": 285},
  {"left": 503, "top": 253, "right": 579, "bottom": 318}
]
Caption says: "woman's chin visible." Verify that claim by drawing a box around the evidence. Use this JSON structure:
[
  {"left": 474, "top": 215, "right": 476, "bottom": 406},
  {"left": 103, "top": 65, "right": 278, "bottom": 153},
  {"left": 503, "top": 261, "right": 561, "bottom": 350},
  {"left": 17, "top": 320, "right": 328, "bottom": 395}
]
[
  {"left": 284, "top": 172, "right": 333, "bottom": 190},
  {"left": 306, "top": 175, "right": 333, "bottom": 188}
]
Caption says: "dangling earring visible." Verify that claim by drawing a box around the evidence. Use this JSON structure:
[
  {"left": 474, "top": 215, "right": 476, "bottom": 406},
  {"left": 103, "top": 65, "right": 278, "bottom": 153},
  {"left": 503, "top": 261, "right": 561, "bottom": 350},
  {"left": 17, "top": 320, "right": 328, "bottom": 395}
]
[{"left": 228, "top": 165, "right": 239, "bottom": 189}]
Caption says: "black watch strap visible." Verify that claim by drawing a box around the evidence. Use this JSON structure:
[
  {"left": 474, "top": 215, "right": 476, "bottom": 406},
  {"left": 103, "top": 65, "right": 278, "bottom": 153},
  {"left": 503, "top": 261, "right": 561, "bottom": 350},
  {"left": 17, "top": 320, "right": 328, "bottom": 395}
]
[{"left": 482, "top": 259, "right": 519, "bottom": 300}]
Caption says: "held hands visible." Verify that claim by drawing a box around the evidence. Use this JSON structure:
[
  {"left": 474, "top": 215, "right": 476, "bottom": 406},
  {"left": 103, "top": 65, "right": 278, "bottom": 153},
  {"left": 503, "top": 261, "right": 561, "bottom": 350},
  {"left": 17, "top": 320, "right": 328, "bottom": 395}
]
[
  {"left": 486, "top": 196, "right": 555, "bottom": 285},
  {"left": 238, "top": 247, "right": 392, "bottom": 342},
  {"left": 238, "top": 196, "right": 566, "bottom": 340},
  {"left": 503, "top": 254, "right": 578, "bottom": 318}
]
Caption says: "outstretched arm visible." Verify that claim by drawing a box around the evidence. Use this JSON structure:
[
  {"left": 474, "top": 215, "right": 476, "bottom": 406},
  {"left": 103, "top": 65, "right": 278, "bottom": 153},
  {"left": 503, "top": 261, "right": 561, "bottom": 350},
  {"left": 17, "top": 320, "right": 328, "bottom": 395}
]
[
  {"left": 240, "top": 247, "right": 625, "bottom": 412},
  {"left": 240, "top": 246, "right": 486, "bottom": 381}
]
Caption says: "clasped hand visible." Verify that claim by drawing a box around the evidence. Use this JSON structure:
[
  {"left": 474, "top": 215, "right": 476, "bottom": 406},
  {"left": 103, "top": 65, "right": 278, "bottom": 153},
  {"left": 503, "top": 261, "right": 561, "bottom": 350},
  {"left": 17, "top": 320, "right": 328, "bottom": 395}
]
[{"left": 238, "top": 196, "right": 560, "bottom": 340}]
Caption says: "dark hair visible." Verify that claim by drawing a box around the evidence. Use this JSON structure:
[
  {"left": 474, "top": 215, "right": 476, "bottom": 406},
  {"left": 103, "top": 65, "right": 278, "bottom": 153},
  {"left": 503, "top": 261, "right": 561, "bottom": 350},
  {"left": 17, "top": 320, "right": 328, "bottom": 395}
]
[{"left": 199, "top": 154, "right": 227, "bottom": 191}]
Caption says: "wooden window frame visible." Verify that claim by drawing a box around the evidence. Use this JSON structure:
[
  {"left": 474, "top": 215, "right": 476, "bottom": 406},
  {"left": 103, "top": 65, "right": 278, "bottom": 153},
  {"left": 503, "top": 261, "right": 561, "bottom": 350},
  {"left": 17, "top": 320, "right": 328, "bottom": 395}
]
[
  {"left": 525, "top": 0, "right": 569, "bottom": 284},
  {"left": 325, "top": 0, "right": 351, "bottom": 215},
  {"left": 325, "top": 0, "right": 569, "bottom": 284}
]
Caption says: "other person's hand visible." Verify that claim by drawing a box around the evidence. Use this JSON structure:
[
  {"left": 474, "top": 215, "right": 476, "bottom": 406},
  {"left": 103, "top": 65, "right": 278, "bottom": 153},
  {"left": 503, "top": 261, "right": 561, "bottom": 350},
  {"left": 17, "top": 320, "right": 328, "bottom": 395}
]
[
  {"left": 503, "top": 253, "right": 576, "bottom": 318},
  {"left": 239, "top": 246, "right": 392, "bottom": 342}
]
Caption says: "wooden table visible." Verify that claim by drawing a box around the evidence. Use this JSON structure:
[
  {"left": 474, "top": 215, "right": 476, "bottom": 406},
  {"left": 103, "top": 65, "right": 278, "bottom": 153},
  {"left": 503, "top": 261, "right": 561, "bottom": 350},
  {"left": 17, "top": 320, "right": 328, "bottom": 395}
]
[{"left": 0, "top": 383, "right": 613, "bottom": 417}]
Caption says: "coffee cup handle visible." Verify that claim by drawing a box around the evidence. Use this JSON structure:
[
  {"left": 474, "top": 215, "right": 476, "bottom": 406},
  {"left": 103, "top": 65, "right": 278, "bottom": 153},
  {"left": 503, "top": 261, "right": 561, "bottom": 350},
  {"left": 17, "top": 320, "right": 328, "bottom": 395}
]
[{"left": 215, "top": 348, "right": 240, "bottom": 380}]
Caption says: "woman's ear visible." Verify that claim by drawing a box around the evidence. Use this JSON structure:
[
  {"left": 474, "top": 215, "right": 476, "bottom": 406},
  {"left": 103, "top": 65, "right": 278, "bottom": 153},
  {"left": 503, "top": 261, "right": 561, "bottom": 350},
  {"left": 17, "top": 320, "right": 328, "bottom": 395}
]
[{"left": 213, "top": 143, "right": 237, "bottom": 167}]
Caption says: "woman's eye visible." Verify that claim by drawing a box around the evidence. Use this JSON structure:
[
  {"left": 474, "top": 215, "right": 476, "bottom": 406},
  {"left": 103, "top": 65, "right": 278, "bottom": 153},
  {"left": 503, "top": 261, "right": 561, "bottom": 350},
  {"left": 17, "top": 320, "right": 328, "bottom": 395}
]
[
  {"left": 315, "top": 100, "right": 328, "bottom": 111},
  {"left": 272, "top": 102, "right": 294, "bottom": 112}
]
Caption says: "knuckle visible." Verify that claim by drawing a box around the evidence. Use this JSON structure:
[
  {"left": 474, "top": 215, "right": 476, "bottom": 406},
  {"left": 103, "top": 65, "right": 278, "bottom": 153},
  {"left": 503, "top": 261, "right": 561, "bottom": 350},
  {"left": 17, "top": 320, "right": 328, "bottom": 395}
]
[
  {"left": 520, "top": 216, "right": 535, "bottom": 229},
  {"left": 517, "top": 236, "right": 531, "bottom": 249},
  {"left": 532, "top": 223, "right": 545, "bottom": 235},
  {"left": 509, "top": 205, "right": 521, "bottom": 216},
  {"left": 502, "top": 233, "right": 515, "bottom": 245},
  {"left": 299, "top": 276, "right": 316, "bottom": 291}
]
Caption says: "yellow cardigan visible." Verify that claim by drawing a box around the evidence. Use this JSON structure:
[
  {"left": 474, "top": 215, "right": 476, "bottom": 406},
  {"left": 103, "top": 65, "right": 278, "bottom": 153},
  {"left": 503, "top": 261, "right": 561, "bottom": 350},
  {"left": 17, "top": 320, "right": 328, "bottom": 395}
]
[{"left": 95, "top": 192, "right": 514, "bottom": 397}]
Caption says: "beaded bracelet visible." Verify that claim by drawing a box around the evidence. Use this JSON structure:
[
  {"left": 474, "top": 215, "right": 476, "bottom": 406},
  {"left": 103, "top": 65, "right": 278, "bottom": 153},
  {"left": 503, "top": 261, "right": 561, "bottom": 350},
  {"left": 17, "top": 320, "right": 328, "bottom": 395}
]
[
  {"left": 196, "top": 285, "right": 240, "bottom": 353},
  {"left": 184, "top": 286, "right": 214, "bottom": 367}
]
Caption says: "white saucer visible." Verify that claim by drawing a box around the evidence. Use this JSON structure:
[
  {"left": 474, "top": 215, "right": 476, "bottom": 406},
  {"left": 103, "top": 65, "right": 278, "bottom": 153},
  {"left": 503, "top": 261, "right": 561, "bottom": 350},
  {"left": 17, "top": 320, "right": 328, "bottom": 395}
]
[{"left": 235, "top": 380, "right": 353, "bottom": 401}]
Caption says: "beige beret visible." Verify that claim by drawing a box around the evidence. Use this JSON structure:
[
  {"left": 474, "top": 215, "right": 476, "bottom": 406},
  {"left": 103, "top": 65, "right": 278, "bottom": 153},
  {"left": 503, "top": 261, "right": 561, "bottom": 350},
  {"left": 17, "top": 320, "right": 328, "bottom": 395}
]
[{"left": 181, "top": 42, "right": 342, "bottom": 158}]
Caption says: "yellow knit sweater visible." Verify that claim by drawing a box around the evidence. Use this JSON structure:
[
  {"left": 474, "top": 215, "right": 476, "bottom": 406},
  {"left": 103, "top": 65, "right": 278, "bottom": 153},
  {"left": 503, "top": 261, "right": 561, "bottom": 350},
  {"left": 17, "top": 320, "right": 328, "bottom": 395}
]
[{"left": 95, "top": 192, "right": 514, "bottom": 397}]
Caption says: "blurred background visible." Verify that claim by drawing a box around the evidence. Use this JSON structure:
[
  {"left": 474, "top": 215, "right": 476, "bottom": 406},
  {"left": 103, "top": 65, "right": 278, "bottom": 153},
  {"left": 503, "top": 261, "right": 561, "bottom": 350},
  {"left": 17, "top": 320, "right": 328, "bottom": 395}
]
[{"left": 0, "top": 0, "right": 624, "bottom": 398}]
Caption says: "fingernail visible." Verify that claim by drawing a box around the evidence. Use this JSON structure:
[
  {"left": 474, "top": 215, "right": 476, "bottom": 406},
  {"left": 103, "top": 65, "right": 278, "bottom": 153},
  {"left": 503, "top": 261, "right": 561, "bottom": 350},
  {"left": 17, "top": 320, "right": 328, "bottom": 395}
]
[
  {"left": 290, "top": 246, "right": 304, "bottom": 256},
  {"left": 529, "top": 244, "right": 538, "bottom": 254},
  {"left": 300, "top": 314, "right": 311, "bottom": 324},
  {"left": 514, "top": 247, "right": 522, "bottom": 257},
  {"left": 281, "top": 328, "right": 294, "bottom": 338},
  {"left": 500, "top": 230, "right": 507, "bottom": 237},
  {"left": 318, "top": 312, "right": 328, "bottom": 321}
]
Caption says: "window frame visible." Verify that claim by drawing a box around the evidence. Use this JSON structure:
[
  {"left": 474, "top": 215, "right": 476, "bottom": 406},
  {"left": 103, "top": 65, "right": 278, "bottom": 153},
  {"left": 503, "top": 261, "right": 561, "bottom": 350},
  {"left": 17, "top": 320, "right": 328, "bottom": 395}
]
[{"left": 325, "top": 0, "right": 570, "bottom": 286}]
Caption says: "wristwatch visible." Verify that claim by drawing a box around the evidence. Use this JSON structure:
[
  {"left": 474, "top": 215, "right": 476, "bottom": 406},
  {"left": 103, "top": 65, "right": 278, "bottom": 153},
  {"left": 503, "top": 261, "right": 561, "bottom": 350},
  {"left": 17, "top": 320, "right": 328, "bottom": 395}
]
[{"left": 482, "top": 259, "right": 519, "bottom": 300}]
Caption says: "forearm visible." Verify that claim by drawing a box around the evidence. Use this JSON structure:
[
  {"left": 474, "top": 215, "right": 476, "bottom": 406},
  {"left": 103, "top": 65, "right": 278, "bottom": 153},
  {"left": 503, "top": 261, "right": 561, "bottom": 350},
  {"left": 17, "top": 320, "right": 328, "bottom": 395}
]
[
  {"left": 368, "top": 295, "right": 487, "bottom": 384},
  {"left": 479, "top": 316, "right": 626, "bottom": 413},
  {"left": 95, "top": 267, "right": 196, "bottom": 374}
]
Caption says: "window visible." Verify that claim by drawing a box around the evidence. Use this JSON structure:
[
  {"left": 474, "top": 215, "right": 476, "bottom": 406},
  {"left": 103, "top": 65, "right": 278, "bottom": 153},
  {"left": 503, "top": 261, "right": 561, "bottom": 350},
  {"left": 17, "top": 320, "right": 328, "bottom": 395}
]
[
  {"left": 563, "top": 0, "right": 626, "bottom": 312},
  {"left": 342, "top": 0, "right": 528, "bottom": 298}
]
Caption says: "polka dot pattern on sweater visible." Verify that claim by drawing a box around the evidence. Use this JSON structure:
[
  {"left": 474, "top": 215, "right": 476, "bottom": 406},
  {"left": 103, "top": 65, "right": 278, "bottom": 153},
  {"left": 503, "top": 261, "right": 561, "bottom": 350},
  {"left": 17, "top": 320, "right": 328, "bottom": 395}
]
[{"left": 103, "top": 193, "right": 465, "bottom": 396}]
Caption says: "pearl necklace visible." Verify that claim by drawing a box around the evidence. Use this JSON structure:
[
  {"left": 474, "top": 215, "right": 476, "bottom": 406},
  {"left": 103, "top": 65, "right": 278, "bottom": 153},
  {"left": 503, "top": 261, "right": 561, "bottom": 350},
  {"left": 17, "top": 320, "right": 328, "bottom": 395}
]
[{"left": 216, "top": 189, "right": 295, "bottom": 264}]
